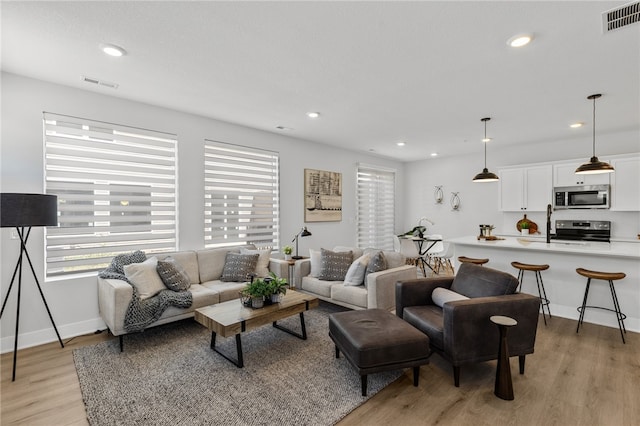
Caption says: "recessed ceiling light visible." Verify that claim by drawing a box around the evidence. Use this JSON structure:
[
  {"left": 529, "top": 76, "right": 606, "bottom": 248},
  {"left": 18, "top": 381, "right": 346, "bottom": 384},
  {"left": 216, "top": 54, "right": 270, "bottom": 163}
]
[
  {"left": 306, "top": 112, "right": 320, "bottom": 119},
  {"left": 101, "top": 43, "right": 126, "bottom": 57},
  {"left": 570, "top": 122, "right": 583, "bottom": 128},
  {"left": 430, "top": 152, "right": 438, "bottom": 157},
  {"left": 507, "top": 34, "right": 534, "bottom": 48},
  {"left": 396, "top": 141, "right": 406, "bottom": 147}
]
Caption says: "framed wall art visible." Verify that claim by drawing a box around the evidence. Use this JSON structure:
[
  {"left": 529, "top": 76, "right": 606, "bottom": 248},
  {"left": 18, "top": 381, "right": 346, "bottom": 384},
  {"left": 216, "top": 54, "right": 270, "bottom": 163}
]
[{"left": 304, "top": 168, "right": 342, "bottom": 222}]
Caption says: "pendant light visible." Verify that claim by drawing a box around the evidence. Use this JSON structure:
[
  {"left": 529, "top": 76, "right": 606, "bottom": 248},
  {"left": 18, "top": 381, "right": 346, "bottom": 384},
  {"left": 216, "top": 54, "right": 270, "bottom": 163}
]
[
  {"left": 473, "top": 117, "right": 499, "bottom": 182},
  {"left": 575, "top": 94, "right": 614, "bottom": 174}
]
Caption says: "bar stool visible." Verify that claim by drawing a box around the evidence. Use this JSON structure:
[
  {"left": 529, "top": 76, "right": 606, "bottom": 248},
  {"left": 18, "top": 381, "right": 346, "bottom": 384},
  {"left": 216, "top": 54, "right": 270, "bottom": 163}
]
[
  {"left": 457, "top": 256, "right": 489, "bottom": 266},
  {"left": 576, "top": 268, "right": 627, "bottom": 344},
  {"left": 511, "top": 262, "right": 551, "bottom": 325}
]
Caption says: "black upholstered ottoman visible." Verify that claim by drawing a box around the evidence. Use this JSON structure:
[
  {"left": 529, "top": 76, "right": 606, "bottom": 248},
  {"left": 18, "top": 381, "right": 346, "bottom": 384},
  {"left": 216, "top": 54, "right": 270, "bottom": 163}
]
[{"left": 329, "top": 308, "right": 431, "bottom": 396}]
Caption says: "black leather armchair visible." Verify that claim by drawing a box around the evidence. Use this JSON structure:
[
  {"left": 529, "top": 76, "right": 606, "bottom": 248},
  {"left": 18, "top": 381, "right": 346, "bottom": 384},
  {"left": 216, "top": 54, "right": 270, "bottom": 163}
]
[{"left": 395, "top": 262, "right": 540, "bottom": 386}]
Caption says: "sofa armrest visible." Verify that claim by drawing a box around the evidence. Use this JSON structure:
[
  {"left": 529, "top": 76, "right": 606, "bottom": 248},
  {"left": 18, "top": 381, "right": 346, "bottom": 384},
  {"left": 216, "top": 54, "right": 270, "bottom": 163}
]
[
  {"left": 443, "top": 293, "right": 540, "bottom": 364},
  {"left": 395, "top": 276, "right": 455, "bottom": 317},
  {"left": 293, "top": 258, "right": 311, "bottom": 287},
  {"left": 97, "top": 277, "right": 133, "bottom": 337},
  {"left": 366, "top": 265, "right": 417, "bottom": 311},
  {"left": 268, "top": 258, "right": 289, "bottom": 280}
]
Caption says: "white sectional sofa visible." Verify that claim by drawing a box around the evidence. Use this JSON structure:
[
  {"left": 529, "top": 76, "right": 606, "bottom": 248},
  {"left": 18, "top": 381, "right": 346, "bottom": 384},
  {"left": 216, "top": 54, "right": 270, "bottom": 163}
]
[
  {"left": 98, "top": 244, "right": 288, "bottom": 349},
  {"left": 294, "top": 246, "right": 417, "bottom": 311}
]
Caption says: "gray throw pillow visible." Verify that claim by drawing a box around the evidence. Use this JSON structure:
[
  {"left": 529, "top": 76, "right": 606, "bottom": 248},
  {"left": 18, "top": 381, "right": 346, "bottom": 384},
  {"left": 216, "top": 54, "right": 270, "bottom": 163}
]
[
  {"left": 157, "top": 257, "right": 191, "bottom": 291},
  {"left": 318, "top": 248, "right": 353, "bottom": 281},
  {"left": 364, "top": 251, "right": 387, "bottom": 287},
  {"left": 220, "top": 253, "right": 259, "bottom": 282}
]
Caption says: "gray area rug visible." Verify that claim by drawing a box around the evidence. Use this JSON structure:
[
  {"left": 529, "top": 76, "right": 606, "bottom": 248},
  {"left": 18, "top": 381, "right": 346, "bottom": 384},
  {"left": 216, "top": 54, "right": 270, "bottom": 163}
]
[{"left": 73, "top": 303, "right": 403, "bottom": 425}]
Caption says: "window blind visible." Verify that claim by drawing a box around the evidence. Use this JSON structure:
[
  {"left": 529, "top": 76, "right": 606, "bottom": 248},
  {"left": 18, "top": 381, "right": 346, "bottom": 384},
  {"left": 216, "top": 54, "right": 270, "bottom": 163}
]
[
  {"left": 356, "top": 164, "right": 396, "bottom": 251},
  {"left": 44, "top": 113, "right": 177, "bottom": 278},
  {"left": 204, "top": 140, "right": 279, "bottom": 249}
]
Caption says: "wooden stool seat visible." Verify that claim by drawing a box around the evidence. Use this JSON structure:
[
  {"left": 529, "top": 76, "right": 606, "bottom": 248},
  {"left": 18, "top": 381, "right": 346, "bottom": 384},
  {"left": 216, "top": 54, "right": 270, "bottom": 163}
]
[
  {"left": 576, "top": 268, "right": 627, "bottom": 343},
  {"left": 511, "top": 262, "right": 549, "bottom": 272},
  {"left": 511, "top": 261, "right": 551, "bottom": 325},
  {"left": 576, "top": 268, "right": 626, "bottom": 281},
  {"left": 458, "top": 256, "right": 489, "bottom": 266}
]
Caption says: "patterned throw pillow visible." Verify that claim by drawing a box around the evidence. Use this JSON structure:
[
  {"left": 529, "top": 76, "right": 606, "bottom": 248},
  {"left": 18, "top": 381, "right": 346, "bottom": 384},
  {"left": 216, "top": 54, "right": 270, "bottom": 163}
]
[
  {"left": 318, "top": 248, "right": 353, "bottom": 281},
  {"left": 220, "top": 253, "right": 260, "bottom": 282},
  {"left": 157, "top": 257, "right": 191, "bottom": 291},
  {"left": 364, "top": 251, "right": 388, "bottom": 287},
  {"left": 240, "top": 248, "right": 272, "bottom": 278}
]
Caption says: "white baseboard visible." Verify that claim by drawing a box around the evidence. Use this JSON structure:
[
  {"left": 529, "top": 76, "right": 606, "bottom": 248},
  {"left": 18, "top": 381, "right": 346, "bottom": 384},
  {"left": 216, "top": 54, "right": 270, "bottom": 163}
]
[{"left": 1, "top": 317, "right": 107, "bottom": 354}]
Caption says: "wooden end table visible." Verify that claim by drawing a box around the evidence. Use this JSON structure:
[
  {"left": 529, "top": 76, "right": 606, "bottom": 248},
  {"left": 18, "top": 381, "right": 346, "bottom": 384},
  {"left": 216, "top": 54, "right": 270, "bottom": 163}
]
[
  {"left": 491, "top": 315, "right": 518, "bottom": 400},
  {"left": 194, "top": 290, "right": 319, "bottom": 368}
]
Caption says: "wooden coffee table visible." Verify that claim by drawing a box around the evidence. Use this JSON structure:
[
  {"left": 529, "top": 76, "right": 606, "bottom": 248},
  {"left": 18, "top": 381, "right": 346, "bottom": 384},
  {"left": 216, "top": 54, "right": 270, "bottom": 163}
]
[{"left": 194, "top": 290, "right": 319, "bottom": 368}]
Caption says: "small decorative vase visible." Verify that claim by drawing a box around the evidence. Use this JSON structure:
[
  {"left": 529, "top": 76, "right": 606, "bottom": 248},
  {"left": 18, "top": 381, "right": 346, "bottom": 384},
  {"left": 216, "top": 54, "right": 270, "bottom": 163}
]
[
  {"left": 521, "top": 229, "right": 529, "bottom": 235},
  {"left": 251, "top": 297, "right": 264, "bottom": 309},
  {"left": 271, "top": 293, "right": 283, "bottom": 303},
  {"left": 284, "top": 254, "right": 292, "bottom": 260}
]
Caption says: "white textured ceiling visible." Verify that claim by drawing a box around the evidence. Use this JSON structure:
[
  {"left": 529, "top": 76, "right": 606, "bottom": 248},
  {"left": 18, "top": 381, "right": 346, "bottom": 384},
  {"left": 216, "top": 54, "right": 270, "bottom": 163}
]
[{"left": 1, "top": 1, "right": 638, "bottom": 162}]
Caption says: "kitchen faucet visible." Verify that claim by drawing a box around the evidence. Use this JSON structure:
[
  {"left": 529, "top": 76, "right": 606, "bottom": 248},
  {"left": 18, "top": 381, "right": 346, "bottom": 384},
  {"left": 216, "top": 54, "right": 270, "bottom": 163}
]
[{"left": 546, "top": 204, "right": 552, "bottom": 243}]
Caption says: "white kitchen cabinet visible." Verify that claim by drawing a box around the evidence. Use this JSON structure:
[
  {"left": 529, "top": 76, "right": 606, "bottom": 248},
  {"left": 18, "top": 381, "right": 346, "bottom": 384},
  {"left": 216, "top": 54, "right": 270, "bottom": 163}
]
[
  {"left": 610, "top": 156, "right": 640, "bottom": 211},
  {"left": 499, "top": 165, "right": 553, "bottom": 211},
  {"left": 554, "top": 161, "right": 611, "bottom": 186}
]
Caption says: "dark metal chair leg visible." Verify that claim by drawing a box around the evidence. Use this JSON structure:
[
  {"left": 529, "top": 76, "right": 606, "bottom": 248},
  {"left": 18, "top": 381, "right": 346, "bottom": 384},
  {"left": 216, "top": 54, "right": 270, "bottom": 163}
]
[
  {"left": 453, "top": 365, "right": 460, "bottom": 387},
  {"left": 119, "top": 335, "right": 124, "bottom": 352},
  {"left": 413, "top": 366, "right": 420, "bottom": 386},
  {"left": 608, "top": 280, "right": 627, "bottom": 344},
  {"left": 335, "top": 345, "right": 340, "bottom": 358},
  {"left": 361, "top": 375, "right": 368, "bottom": 396},
  {"left": 576, "top": 278, "right": 591, "bottom": 333},
  {"left": 519, "top": 355, "right": 525, "bottom": 374}
]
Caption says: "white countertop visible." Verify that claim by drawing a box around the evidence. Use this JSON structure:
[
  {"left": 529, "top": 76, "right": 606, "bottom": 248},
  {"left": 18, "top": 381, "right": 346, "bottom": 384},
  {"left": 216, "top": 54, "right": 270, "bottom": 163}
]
[{"left": 448, "top": 235, "right": 640, "bottom": 259}]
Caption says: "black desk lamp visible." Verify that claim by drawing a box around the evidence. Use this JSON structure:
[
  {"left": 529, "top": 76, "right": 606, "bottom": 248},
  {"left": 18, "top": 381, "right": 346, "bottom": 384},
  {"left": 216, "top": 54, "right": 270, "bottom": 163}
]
[
  {"left": 291, "top": 227, "right": 312, "bottom": 259},
  {"left": 1, "top": 193, "right": 64, "bottom": 381}
]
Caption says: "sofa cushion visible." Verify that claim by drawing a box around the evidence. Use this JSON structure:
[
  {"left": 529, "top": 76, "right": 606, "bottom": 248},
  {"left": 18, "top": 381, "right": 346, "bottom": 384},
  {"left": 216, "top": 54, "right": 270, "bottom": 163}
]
[
  {"left": 156, "top": 257, "right": 191, "bottom": 291},
  {"left": 158, "top": 284, "right": 220, "bottom": 318},
  {"left": 331, "top": 284, "right": 367, "bottom": 308},
  {"left": 197, "top": 245, "right": 255, "bottom": 282},
  {"left": 343, "top": 254, "right": 370, "bottom": 286},
  {"left": 220, "top": 253, "right": 259, "bottom": 282},
  {"left": 432, "top": 287, "right": 469, "bottom": 308},
  {"left": 240, "top": 248, "right": 272, "bottom": 278},
  {"left": 123, "top": 256, "right": 166, "bottom": 300},
  {"left": 157, "top": 251, "right": 199, "bottom": 284},
  {"left": 402, "top": 305, "right": 445, "bottom": 350},
  {"left": 319, "top": 248, "right": 353, "bottom": 281},
  {"left": 451, "top": 263, "right": 519, "bottom": 298},
  {"left": 201, "top": 280, "right": 248, "bottom": 303},
  {"left": 300, "top": 276, "right": 337, "bottom": 298},
  {"left": 309, "top": 249, "right": 322, "bottom": 277}
]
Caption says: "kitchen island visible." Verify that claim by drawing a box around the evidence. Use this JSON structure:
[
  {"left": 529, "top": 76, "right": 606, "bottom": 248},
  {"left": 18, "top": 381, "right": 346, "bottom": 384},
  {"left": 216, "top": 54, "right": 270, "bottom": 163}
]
[{"left": 448, "top": 236, "right": 640, "bottom": 333}]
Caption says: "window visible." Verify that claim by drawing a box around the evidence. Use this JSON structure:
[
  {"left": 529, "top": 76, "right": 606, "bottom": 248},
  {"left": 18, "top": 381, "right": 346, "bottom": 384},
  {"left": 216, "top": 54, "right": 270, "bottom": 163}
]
[
  {"left": 44, "top": 113, "right": 177, "bottom": 278},
  {"left": 204, "top": 140, "right": 279, "bottom": 249},
  {"left": 356, "top": 164, "right": 396, "bottom": 250}
]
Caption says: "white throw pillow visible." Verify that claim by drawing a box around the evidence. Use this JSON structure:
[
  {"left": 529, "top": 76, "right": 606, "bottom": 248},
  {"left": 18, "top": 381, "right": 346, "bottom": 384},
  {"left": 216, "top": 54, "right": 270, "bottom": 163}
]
[
  {"left": 309, "top": 249, "right": 322, "bottom": 277},
  {"left": 124, "top": 256, "right": 166, "bottom": 300},
  {"left": 241, "top": 248, "right": 272, "bottom": 278},
  {"left": 431, "top": 287, "right": 470, "bottom": 308},
  {"left": 343, "top": 254, "right": 371, "bottom": 286}
]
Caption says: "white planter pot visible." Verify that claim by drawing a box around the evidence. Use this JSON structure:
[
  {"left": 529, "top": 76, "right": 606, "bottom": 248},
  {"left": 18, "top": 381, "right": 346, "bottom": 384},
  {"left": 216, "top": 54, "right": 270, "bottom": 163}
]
[
  {"left": 251, "top": 297, "right": 264, "bottom": 309},
  {"left": 284, "top": 254, "right": 292, "bottom": 260},
  {"left": 271, "top": 293, "right": 283, "bottom": 303},
  {"left": 521, "top": 229, "right": 530, "bottom": 235}
]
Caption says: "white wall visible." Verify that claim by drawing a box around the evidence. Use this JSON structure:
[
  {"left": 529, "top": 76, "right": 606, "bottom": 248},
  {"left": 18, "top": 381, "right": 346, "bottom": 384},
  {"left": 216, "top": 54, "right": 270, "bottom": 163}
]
[
  {"left": 404, "top": 133, "right": 640, "bottom": 240},
  {"left": 0, "top": 72, "right": 405, "bottom": 351}
]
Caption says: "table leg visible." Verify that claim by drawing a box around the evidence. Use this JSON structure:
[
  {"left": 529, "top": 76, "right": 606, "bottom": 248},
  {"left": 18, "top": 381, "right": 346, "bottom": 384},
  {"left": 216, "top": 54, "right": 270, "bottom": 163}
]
[
  {"left": 210, "top": 331, "right": 244, "bottom": 368},
  {"left": 494, "top": 325, "right": 514, "bottom": 400},
  {"left": 273, "top": 312, "right": 307, "bottom": 340}
]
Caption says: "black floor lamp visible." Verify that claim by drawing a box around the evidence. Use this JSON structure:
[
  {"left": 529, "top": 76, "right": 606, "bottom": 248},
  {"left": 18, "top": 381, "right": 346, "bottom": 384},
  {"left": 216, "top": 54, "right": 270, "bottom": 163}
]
[
  {"left": 1, "top": 193, "right": 64, "bottom": 381},
  {"left": 291, "top": 226, "right": 312, "bottom": 259}
]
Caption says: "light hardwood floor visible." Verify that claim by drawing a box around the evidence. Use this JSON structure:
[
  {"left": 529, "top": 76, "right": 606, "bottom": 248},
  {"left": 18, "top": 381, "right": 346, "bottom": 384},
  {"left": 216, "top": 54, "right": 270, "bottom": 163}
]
[{"left": 2, "top": 313, "right": 638, "bottom": 425}]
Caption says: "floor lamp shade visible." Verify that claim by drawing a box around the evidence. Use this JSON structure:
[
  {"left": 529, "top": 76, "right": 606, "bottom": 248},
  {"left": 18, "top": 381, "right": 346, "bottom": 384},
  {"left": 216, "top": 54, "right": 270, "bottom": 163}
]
[{"left": 1, "top": 193, "right": 58, "bottom": 227}]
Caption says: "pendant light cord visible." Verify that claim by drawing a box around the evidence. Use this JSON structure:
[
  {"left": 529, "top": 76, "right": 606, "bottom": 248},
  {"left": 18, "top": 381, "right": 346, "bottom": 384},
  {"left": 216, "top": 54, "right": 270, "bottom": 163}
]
[
  {"left": 592, "top": 95, "right": 596, "bottom": 157},
  {"left": 484, "top": 120, "right": 488, "bottom": 168}
]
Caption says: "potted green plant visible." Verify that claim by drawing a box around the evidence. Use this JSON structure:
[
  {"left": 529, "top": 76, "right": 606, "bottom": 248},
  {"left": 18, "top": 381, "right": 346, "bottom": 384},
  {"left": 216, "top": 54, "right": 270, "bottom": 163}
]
[
  {"left": 282, "top": 245, "right": 293, "bottom": 260},
  {"left": 244, "top": 279, "right": 270, "bottom": 308},
  {"left": 266, "top": 272, "right": 288, "bottom": 303},
  {"left": 520, "top": 222, "right": 530, "bottom": 235}
]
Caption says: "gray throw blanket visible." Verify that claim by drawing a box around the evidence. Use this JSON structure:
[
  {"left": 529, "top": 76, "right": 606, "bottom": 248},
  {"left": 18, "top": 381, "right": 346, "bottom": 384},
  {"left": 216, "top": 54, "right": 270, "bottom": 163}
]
[{"left": 98, "top": 251, "right": 193, "bottom": 333}]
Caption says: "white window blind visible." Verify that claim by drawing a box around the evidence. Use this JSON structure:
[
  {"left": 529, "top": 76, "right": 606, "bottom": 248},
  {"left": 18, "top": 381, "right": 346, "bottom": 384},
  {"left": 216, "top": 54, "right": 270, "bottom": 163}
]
[
  {"left": 204, "top": 140, "right": 279, "bottom": 249},
  {"left": 356, "top": 164, "right": 396, "bottom": 250},
  {"left": 44, "top": 113, "right": 177, "bottom": 278}
]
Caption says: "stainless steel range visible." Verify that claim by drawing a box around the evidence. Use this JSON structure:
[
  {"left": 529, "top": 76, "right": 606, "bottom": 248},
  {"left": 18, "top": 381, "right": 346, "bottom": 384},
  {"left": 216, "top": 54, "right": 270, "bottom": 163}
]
[{"left": 552, "top": 220, "right": 611, "bottom": 243}]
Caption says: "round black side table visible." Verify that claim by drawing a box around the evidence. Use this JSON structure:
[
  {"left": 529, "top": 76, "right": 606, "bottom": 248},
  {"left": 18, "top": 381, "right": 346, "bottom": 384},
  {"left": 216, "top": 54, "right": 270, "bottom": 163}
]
[{"left": 490, "top": 315, "right": 518, "bottom": 400}]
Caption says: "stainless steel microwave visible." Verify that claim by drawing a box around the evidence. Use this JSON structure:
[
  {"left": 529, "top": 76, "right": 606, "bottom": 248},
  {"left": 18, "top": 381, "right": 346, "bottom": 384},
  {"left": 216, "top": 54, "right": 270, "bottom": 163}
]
[{"left": 553, "top": 185, "right": 610, "bottom": 209}]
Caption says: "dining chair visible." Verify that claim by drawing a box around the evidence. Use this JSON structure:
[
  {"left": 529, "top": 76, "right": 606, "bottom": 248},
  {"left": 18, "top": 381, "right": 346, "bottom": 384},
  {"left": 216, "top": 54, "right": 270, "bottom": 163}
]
[
  {"left": 394, "top": 235, "right": 426, "bottom": 277},
  {"left": 432, "top": 241, "right": 455, "bottom": 275}
]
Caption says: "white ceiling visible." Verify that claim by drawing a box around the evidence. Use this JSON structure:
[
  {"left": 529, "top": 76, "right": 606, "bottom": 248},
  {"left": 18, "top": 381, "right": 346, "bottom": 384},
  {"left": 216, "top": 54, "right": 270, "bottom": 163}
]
[{"left": 1, "top": 1, "right": 638, "bottom": 162}]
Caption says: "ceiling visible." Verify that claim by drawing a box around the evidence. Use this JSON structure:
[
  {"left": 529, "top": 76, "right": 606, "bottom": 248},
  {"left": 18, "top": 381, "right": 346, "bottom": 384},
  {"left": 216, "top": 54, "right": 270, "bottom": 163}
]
[{"left": 1, "top": 1, "right": 638, "bottom": 162}]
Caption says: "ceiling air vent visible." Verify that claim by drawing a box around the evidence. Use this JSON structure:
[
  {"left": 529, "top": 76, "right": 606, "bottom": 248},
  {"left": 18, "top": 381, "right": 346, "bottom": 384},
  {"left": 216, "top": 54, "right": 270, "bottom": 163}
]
[
  {"left": 602, "top": 1, "right": 640, "bottom": 32},
  {"left": 81, "top": 76, "right": 119, "bottom": 89}
]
